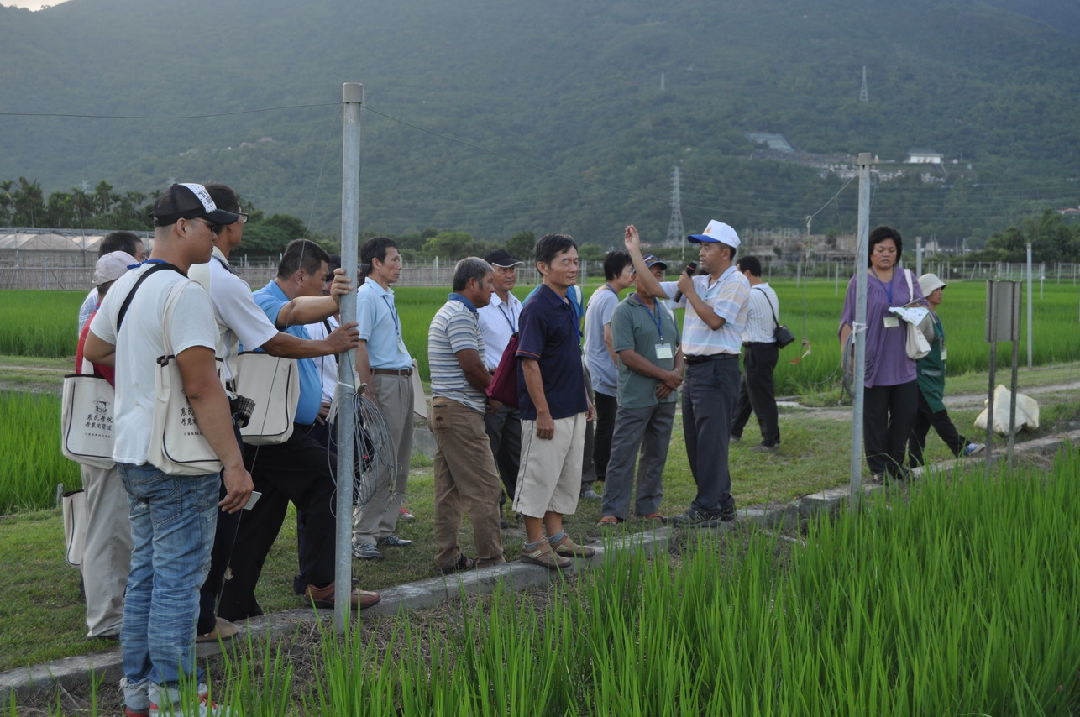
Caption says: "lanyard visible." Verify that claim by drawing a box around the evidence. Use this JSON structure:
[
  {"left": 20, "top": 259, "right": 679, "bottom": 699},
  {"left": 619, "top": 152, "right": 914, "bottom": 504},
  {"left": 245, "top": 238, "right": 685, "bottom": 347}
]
[
  {"left": 872, "top": 270, "right": 894, "bottom": 304},
  {"left": 381, "top": 294, "right": 401, "bottom": 338},
  {"left": 641, "top": 299, "right": 664, "bottom": 341},
  {"left": 498, "top": 300, "right": 518, "bottom": 332}
]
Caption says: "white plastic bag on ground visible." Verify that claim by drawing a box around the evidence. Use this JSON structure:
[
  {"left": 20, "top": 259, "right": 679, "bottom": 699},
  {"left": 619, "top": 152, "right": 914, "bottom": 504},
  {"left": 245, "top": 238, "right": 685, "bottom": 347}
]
[{"left": 974, "top": 385, "right": 1040, "bottom": 434}]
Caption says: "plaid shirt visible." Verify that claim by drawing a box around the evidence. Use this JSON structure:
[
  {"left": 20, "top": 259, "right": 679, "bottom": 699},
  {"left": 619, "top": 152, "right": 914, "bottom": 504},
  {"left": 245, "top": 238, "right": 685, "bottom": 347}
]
[{"left": 662, "top": 266, "right": 750, "bottom": 356}]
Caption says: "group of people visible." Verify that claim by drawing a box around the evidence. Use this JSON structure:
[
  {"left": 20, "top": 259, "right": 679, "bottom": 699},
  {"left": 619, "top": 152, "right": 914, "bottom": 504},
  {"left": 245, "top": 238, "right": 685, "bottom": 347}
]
[{"left": 68, "top": 186, "right": 979, "bottom": 715}]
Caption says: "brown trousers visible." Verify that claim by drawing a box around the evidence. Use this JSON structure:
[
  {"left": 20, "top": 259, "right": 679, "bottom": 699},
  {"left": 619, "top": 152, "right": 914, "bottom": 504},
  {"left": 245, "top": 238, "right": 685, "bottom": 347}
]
[{"left": 430, "top": 397, "right": 505, "bottom": 570}]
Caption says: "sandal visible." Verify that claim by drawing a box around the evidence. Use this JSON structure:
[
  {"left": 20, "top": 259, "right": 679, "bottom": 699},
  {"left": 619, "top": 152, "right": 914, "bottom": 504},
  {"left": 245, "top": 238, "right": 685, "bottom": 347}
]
[
  {"left": 550, "top": 535, "right": 597, "bottom": 558},
  {"left": 639, "top": 512, "right": 664, "bottom": 521},
  {"left": 520, "top": 546, "right": 571, "bottom": 570},
  {"left": 596, "top": 515, "right": 621, "bottom": 527},
  {"left": 438, "top": 554, "right": 477, "bottom": 575}
]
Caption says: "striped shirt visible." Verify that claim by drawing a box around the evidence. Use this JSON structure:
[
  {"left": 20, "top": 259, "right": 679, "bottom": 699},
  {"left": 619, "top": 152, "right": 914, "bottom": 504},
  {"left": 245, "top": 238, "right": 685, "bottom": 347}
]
[
  {"left": 428, "top": 294, "right": 486, "bottom": 412},
  {"left": 661, "top": 266, "right": 750, "bottom": 356},
  {"left": 742, "top": 283, "right": 780, "bottom": 344}
]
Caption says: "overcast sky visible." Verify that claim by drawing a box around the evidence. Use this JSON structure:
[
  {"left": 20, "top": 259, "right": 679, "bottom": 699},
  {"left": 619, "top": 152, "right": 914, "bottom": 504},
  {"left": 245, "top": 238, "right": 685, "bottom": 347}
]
[{"left": 2, "top": 0, "right": 72, "bottom": 9}]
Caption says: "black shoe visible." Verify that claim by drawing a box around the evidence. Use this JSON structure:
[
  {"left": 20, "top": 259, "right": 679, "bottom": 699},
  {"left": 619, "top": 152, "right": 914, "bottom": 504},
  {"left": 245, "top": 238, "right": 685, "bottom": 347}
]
[
  {"left": 377, "top": 534, "right": 414, "bottom": 547},
  {"left": 437, "top": 554, "right": 477, "bottom": 575},
  {"left": 667, "top": 509, "right": 723, "bottom": 527}
]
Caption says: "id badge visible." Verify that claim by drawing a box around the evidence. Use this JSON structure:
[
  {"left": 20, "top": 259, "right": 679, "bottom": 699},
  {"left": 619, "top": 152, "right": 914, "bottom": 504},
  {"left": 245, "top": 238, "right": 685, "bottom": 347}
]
[
  {"left": 940, "top": 347, "right": 947, "bottom": 360},
  {"left": 883, "top": 316, "right": 900, "bottom": 329},
  {"left": 655, "top": 342, "right": 674, "bottom": 360}
]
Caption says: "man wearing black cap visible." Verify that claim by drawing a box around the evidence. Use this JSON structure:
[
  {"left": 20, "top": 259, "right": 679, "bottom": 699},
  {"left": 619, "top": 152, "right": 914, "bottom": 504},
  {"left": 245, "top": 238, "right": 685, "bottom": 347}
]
[
  {"left": 478, "top": 249, "right": 525, "bottom": 509},
  {"left": 83, "top": 183, "right": 253, "bottom": 716}
]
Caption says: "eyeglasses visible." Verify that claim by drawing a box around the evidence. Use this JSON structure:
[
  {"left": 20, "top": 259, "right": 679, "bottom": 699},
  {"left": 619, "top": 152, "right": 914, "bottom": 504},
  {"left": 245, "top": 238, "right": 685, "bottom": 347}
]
[
  {"left": 237, "top": 211, "right": 249, "bottom": 224},
  {"left": 191, "top": 217, "right": 221, "bottom": 234}
]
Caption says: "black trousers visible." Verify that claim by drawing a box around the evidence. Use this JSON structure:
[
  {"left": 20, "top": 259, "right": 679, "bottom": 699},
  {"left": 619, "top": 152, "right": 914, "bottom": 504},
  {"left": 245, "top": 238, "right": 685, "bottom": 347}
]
[
  {"left": 908, "top": 391, "right": 967, "bottom": 467},
  {"left": 592, "top": 391, "right": 618, "bottom": 481},
  {"left": 217, "top": 424, "right": 337, "bottom": 622},
  {"left": 484, "top": 404, "right": 522, "bottom": 500},
  {"left": 731, "top": 343, "right": 780, "bottom": 447},
  {"left": 863, "top": 381, "right": 919, "bottom": 478},
  {"left": 196, "top": 423, "right": 244, "bottom": 635}
]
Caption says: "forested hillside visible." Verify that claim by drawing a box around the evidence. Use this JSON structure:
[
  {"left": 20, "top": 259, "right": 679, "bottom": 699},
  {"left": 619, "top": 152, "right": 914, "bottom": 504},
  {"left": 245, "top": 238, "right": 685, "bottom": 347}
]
[{"left": 1, "top": 0, "right": 1078, "bottom": 248}]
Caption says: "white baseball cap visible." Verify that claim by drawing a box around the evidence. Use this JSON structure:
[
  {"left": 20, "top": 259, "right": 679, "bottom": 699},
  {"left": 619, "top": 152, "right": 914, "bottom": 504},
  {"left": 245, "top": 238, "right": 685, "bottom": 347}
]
[{"left": 688, "top": 219, "right": 740, "bottom": 249}]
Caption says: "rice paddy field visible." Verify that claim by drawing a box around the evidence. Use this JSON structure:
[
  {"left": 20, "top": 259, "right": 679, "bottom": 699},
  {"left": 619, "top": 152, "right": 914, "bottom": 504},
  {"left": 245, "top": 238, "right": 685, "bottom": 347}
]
[
  {"left": 2, "top": 277, "right": 1079, "bottom": 393},
  {"left": 15, "top": 447, "right": 1078, "bottom": 714},
  {"left": 0, "top": 391, "right": 78, "bottom": 514}
]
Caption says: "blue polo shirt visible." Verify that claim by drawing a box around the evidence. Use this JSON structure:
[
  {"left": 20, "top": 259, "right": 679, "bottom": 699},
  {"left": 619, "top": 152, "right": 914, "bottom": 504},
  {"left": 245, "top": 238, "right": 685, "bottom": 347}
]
[
  {"left": 251, "top": 280, "right": 322, "bottom": 426},
  {"left": 356, "top": 280, "right": 413, "bottom": 369},
  {"left": 515, "top": 284, "right": 588, "bottom": 421}
]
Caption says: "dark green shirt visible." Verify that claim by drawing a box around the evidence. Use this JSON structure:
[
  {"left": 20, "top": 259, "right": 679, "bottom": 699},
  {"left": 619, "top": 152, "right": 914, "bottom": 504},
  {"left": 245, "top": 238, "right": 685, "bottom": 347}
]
[
  {"left": 915, "top": 312, "right": 947, "bottom": 412},
  {"left": 611, "top": 293, "right": 681, "bottom": 409}
]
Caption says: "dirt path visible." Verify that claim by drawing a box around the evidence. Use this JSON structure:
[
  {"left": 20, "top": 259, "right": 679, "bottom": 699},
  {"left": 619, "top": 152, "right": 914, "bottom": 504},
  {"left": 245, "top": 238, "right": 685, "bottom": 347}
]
[{"left": 779, "top": 380, "right": 1080, "bottom": 421}]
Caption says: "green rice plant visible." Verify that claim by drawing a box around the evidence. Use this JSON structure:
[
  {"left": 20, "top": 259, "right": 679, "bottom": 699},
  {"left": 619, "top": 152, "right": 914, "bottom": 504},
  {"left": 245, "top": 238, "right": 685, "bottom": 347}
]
[
  {"left": 12, "top": 448, "right": 1080, "bottom": 713},
  {"left": 0, "top": 391, "right": 79, "bottom": 513},
  {"left": 0, "top": 290, "right": 85, "bottom": 357}
]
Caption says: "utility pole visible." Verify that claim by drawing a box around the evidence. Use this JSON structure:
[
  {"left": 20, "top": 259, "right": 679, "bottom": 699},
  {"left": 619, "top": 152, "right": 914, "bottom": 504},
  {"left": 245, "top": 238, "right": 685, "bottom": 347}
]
[
  {"left": 665, "top": 166, "right": 685, "bottom": 260},
  {"left": 859, "top": 65, "right": 869, "bottom": 104},
  {"left": 335, "top": 82, "right": 363, "bottom": 632},
  {"left": 916, "top": 237, "right": 923, "bottom": 277},
  {"left": 1026, "top": 242, "right": 1033, "bottom": 369},
  {"left": 660, "top": 71, "right": 666, "bottom": 92},
  {"left": 850, "top": 152, "right": 874, "bottom": 506}
]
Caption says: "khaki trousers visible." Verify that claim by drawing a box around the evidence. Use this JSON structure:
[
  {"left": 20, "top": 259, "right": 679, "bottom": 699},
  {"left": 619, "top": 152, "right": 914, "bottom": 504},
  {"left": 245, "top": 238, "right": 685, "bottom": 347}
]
[
  {"left": 354, "top": 373, "right": 414, "bottom": 545},
  {"left": 80, "top": 463, "right": 132, "bottom": 637},
  {"left": 430, "top": 397, "right": 504, "bottom": 569}
]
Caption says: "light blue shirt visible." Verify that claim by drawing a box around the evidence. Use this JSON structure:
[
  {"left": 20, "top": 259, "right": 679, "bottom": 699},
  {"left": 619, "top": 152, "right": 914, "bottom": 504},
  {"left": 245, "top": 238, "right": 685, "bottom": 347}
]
[
  {"left": 251, "top": 280, "right": 322, "bottom": 426},
  {"left": 661, "top": 266, "right": 750, "bottom": 356},
  {"left": 356, "top": 280, "right": 413, "bottom": 370},
  {"left": 583, "top": 284, "right": 620, "bottom": 396}
]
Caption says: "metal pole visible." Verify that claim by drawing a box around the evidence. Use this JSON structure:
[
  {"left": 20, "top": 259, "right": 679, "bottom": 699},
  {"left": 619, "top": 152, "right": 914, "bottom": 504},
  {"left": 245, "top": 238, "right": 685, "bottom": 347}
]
[
  {"left": 915, "top": 237, "right": 922, "bottom": 277},
  {"left": 849, "top": 153, "right": 873, "bottom": 505},
  {"left": 335, "top": 81, "right": 363, "bottom": 632},
  {"left": 1025, "top": 243, "right": 1033, "bottom": 369},
  {"left": 985, "top": 281, "right": 996, "bottom": 476}
]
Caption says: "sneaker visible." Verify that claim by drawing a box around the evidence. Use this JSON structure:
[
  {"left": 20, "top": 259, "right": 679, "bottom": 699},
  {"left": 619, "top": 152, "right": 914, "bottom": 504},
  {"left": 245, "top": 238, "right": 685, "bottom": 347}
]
[
  {"left": 196, "top": 617, "right": 240, "bottom": 643},
  {"left": 667, "top": 507, "right": 734, "bottom": 528},
  {"left": 520, "top": 545, "right": 571, "bottom": 570},
  {"left": 304, "top": 582, "right": 381, "bottom": 610},
  {"left": 550, "top": 534, "right": 596, "bottom": 558},
  {"left": 398, "top": 506, "right": 416, "bottom": 522},
  {"left": 579, "top": 486, "right": 602, "bottom": 500},
  {"left": 437, "top": 554, "right": 477, "bottom": 575},
  {"left": 962, "top": 442, "right": 986, "bottom": 457},
  {"left": 750, "top": 443, "right": 779, "bottom": 454},
  {"left": 149, "top": 683, "right": 227, "bottom": 716},
  {"left": 352, "top": 542, "right": 384, "bottom": 560},
  {"left": 376, "top": 534, "right": 414, "bottom": 547}
]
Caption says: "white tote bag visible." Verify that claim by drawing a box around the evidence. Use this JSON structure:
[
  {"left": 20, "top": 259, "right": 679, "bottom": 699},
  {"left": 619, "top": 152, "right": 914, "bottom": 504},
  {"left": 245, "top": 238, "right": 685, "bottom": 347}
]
[
  {"left": 145, "top": 280, "right": 224, "bottom": 476},
  {"left": 62, "top": 488, "right": 88, "bottom": 567},
  {"left": 60, "top": 373, "right": 116, "bottom": 469},
  {"left": 235, "top": 351, "right": 300, "bottom": 445}
]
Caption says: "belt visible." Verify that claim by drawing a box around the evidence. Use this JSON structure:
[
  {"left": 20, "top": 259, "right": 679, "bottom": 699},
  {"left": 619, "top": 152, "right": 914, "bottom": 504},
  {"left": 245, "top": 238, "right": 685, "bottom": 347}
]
[
  {"left": 743, "top": 342, "right": 776, "bottom": 347},
  {"left": 684, "top": 353, "right": 739, "bottom": 365},
  {"left": 373, "top": 368, "right": 412, "bottom": 376}
]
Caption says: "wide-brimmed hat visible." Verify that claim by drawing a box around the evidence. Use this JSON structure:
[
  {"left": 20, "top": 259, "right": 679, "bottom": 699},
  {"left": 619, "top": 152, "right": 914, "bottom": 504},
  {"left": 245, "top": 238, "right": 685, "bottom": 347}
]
[{"left": 919, "top": 273, "right": 947, "bottom": 295}]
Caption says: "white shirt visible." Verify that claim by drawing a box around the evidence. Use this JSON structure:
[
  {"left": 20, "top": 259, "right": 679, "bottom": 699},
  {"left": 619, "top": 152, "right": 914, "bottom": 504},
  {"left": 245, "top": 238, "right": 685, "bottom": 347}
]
[
  {"left": 89, "top": 264, "right": 218, "bottom": 466},
  {"left": 477, "top": 291, "right": 523, "bottom": 370},
  {"left": 742, "top": 282, "right": 780, "bottom": 344},
  {"left": 189, "top": 247, "right": 278, "bottom": 385},
  {"left": 305, "top": 315, "right": 340, "bottom": 406}
]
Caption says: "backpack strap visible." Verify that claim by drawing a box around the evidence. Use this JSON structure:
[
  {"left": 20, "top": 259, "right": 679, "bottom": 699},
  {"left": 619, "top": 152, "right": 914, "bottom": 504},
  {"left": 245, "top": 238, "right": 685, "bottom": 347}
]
[{"left": 116, "top": 262, "right": 183, "bottom": 333}]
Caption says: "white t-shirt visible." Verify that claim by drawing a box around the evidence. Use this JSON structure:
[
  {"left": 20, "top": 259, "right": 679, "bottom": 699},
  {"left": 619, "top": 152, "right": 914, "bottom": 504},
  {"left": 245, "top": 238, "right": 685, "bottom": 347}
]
[
  {"left": 190, "top": 248, "right": 278, "bottom": 385},
  {"left": 89, "top": 264, "right": 218, "bottom": 466}
]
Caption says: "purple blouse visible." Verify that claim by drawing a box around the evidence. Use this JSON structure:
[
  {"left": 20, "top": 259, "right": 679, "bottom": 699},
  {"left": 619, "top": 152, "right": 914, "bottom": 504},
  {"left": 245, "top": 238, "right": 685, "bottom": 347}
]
[{"left": 839, "top": 267, "right": 924, "bottom": 387}]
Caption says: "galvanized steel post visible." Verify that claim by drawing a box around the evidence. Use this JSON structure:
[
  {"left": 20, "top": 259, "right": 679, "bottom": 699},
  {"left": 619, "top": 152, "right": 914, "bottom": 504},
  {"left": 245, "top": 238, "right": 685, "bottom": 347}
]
[
  {"left": 335, "top": 82, "right": 363, "bottom": 632},
  {"left": 849, "top": 153, "right": 873, "bottom": 505}
]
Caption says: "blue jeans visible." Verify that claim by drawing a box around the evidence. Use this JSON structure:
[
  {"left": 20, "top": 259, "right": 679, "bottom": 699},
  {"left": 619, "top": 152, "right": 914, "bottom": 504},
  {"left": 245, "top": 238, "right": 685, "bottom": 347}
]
[{"left": 118, "top": 463, "right": 219, "bottom": 707}]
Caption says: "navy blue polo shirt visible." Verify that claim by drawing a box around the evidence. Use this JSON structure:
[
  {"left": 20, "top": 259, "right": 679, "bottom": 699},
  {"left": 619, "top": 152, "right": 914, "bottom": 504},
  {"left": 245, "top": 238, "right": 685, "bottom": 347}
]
[{"left": 515, "top": 284, "right": 588, "bottom": 421}]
